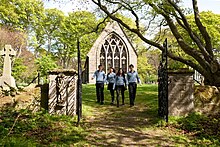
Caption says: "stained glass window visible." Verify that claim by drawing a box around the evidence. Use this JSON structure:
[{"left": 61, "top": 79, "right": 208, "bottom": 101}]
[
  {"left": 100, "top": 33, "right": 128, "bottom": 73},
  {"left": 114, "top": 46, "right": 120, "bottom": 72},
  {"left": 107, "top": 47, "right": 113, "bottom": 70},
  {"left": 121, "top": 47, "right": 127, "bottom": 73}
]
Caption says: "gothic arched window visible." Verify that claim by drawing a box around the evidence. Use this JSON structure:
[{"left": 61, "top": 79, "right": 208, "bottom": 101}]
[
  {"left": 121, "top": 47, "right": 127, "bottom": 72},
  {"left": 107, "top": 48, "right": 113, "bottom": 70},
  {"left": 100, "top": 33, "right": 128, "bottom": 73},
  {"left": 114, "top": 47, "right": 120, "bottom": 72},
  {"left": 100, "top": 46, "right": 106, "bottom": 71}
]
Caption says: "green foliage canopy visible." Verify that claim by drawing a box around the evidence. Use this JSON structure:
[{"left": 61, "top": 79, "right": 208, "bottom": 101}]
[
  {"left": 35, "top": 55, "right": 57, "bottom": 77},
  {"left": 0, "top": 0, "right": 44, "bottom": 31}
]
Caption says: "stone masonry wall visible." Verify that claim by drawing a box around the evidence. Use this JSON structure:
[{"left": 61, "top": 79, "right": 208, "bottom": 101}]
[{"left": 168, "top": 70, "right": 194, "bottom": 116}]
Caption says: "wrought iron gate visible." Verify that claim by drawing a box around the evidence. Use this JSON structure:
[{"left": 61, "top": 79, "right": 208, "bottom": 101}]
[{"left": 158, "top": 38, "right": 169, "bottom": 122}]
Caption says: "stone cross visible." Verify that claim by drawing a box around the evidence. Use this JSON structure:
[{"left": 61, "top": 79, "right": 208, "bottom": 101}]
[{"left": 0, "top": 45, "right": 16, "bottom": 90}]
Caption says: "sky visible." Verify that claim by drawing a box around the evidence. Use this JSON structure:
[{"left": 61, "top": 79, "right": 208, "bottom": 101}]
[
  {"left": 44, "top": 0, "right": 95, "bottom": 13},
  {"left": 44, "top": 0, "right": 220, "bottom": 14},
  {"left": 183, "top": 0, "right": 220, "bottom": 14}
]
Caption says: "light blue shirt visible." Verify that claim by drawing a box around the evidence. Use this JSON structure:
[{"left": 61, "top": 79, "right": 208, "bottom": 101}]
[
  {"left": 93, "top": 70, "right": 106, "bottom": 83},
  {"left": 115, "top": 75, "right": 127, "bottom": 86},
  {"left": 106, "top": 72, "right": 116, "bottom": 84},
  {"left": 113, "top": 75, "right": 128, "bottom": 89},
  {"left": 127, "top": 71, "right": 140, "bottom": 83}
]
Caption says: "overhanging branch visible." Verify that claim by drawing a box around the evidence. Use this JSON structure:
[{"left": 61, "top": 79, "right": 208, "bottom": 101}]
[
  {"left": 192, "top": 0, "right": 214, "bottom": 57},
  {"left": 92, "top": 0, "right": 164, "bottom": 50},
  {"left": 149, "top": 2, "right": 210, "bottom": 69},
  {"left": 167, "top": 0, "right": 211, "bottom": 62}
]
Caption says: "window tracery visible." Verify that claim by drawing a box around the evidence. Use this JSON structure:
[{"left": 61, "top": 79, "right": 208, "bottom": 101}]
[{"left": 100, "top": 33, "right": 128, "bottom": 73}]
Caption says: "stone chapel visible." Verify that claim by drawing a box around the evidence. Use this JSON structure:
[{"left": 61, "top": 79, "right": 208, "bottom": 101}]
[{"left": 83, "top": 21, "right": 137, "bottom": 83}]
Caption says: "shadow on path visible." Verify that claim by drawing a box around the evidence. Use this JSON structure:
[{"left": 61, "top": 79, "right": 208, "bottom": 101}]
[{"left": 82, "top": 84, "right": 189, "bottom": 146}]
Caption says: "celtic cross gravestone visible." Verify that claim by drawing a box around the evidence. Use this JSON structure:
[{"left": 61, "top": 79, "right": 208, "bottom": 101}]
[{"left": 0, "top": 45, "right": 16, "bottom": 90}]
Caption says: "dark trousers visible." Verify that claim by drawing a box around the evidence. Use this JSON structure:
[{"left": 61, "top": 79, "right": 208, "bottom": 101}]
[
  {"left": 116, "top": 85, "right": 125, "bottom": 107},
  {"left": 108, "top": 83, "right": 115, "bottom": 103},
  {"left": 110, "top": 89, "right": 115, "bottom": 103},
  {"left": 96, "top": 83, "right": 104, "bottom": 102},
  {"left": 128, "top": 83, "right": 137, "bottom": 106}
]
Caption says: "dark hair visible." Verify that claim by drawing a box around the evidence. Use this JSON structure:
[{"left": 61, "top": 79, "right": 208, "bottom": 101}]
[
  {"left": 129, "top": 64, "right": 134, "bottom": 68},
  {"left": 109, "top": 67, "right": 115, "bottom": 73},
  {"left": 98, "top": 64, "right": 103, "bottom": 68},
  {"left": 116, "top": 68, "right": 125, "bottom": 76}
]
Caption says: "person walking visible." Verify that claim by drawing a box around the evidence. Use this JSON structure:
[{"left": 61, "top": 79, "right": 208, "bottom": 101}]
[
  {"left": 106, "top": 67, "right": 116, "bottom": 105},
  {"left": 92, "top": 65, "right": 106, "bottom": 105},
  {"left": 127, "top": 64, "right": 140, "bottom": 107},
  {"left": 113, "top": 68, "right": 127, "bottom": 107}
]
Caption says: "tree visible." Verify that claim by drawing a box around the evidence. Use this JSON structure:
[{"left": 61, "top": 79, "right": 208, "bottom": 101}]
[
  {"left": 146, "top": 50, "right": 161, "bottom": 72},
  {"left": 0, "top": 27, "right": 37, "bottom": 84},
  {"left": 153, "top": 11, "right": 220, "bottom": 70},
  {"left": 92, "top": 0, "right": 220, "bottom": 86},
  {"left": 0, "top": 27, "right": 26, "bottom": 58},
  {"left": 54, "top": 11, "right": 98, "bottom": 69},
  {"left": 11, "top": 58, "right": 27, "bottom": 83},
  {"left": 33, "top": 8, "right": 65, "bottom": 55},
  {"left": 0, "top": 0, "right": 45, "bottom": 59},
  {"left": 35, "top": 55, "right": 57, "bottom": 77},
  {"left": 19, "top": 49, "right": 37, "bottom": 83},
  {"left": 137, "top": 55, "right": 154, "bottom": 83},
  {"left": 0, "top": 0, "right": 44, "bottom": 31},
  {"left": 31, "top": 9, "right": 99, "bottom": 69},
  {"left": 138, "top": 49, "right": 160, "bottom": 83}
]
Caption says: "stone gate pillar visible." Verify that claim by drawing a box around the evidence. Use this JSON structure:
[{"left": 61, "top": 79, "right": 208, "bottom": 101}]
[
  {"left": 168, "top": 69, "right": 194, "bottom": 116},
  {"left": 48, "top": 69, "right": 78, "bottom": 116}
]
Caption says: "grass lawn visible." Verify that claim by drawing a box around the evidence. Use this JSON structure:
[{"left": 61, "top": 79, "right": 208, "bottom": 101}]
[{"left": 0, "top": 84, "right": 219, "bottom": 146}]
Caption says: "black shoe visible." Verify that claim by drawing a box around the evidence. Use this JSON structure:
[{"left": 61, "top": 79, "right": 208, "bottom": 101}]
[
  {"left": 117, "top": 105, "right": 119, "bottom": 107},
  {"left": 100, "top": 102, "right": 104, "bottom": 105},
  {"left": 110, "top": 102, "right": 114, "bottom": 105},
  {"left": 130, "top": 104, "right": 134, "bottom": 107}
]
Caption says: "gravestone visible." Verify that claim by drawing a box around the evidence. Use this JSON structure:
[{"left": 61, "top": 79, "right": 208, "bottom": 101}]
[
  {"left": 168, "top": 69, "right": 194, "bottom": 116},
  {"left": 48, "top": 69, "right": 78, "bottom": 116},
  {"left": 0, "top": 45, "right": 16, "bottom": 90}
]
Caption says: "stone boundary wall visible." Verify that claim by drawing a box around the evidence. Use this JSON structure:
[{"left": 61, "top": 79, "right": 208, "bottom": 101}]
[{"left": 168, "top": 70, "right": 194, "bottom": 116}]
